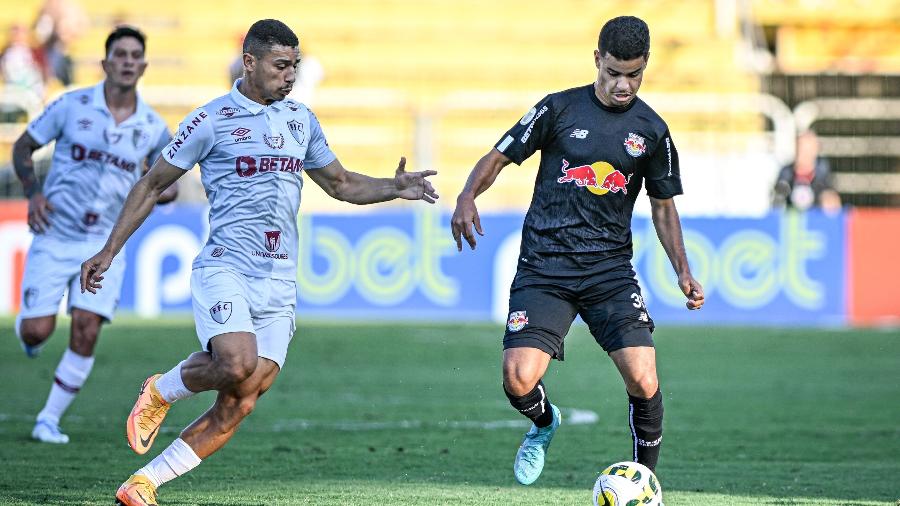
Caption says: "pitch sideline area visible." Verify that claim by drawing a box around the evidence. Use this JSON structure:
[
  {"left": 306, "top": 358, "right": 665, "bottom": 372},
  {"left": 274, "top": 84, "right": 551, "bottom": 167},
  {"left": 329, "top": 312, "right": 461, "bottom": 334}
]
[{"left": 0, "top": 319, "right": 897, "bottom": 505}]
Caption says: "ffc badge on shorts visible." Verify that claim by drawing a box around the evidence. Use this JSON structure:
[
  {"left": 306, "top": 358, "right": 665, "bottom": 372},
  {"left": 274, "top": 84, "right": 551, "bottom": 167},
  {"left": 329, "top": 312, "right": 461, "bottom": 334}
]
[
  {"left": 507, "top": 311, "right": 529, "bottom": 332},
  {"left": 209, "top": 301, "right": 232, "bottom": 324}
]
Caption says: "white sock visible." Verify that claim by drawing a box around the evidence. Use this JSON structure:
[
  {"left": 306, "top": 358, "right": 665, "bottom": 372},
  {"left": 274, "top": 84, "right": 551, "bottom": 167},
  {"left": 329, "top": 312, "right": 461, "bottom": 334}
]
[
  {"left": 37, "top": 348, "right": 94, "bottom": 426},
  {"left": 138, "top": 438, "right": 202, "bottom": 488},
  {"left": 155, "top": 360, "right": 195, "bottom": 404}
]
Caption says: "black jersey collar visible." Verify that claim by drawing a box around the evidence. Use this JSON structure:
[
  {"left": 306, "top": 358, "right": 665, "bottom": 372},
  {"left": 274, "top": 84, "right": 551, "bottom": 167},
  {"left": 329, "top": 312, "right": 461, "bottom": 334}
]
[{"left": 588, "top": 84, "right": 638, "bottom": 113}]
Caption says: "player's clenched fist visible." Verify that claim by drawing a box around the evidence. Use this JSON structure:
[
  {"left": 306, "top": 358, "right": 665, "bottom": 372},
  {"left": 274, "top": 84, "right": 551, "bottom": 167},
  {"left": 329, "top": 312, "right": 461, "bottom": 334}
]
[{"left": 80, "top": 251, "right": 113, "bottom": 294}]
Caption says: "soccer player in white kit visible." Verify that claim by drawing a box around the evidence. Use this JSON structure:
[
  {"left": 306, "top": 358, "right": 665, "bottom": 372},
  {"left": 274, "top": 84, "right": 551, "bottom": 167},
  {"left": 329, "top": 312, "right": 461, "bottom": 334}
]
[
  {"left": 79, "top": 19, "right": 439, "bottom": 506},
  {"left": 12, "top": 26, "right": 174, "bottom": 445}
]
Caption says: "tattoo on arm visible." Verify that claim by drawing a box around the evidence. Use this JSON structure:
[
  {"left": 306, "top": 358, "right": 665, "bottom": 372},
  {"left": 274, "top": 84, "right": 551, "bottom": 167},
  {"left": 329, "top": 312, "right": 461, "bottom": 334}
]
[{"left": 12, "top": 136, "right": 40, "bottom": 198}]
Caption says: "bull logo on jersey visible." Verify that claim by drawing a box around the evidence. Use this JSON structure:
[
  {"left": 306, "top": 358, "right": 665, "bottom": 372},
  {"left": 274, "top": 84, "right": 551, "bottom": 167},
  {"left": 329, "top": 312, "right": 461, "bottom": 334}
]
[
  {"left": 264, "top": 230, "right": 281, "bottom": 252},
  {"left": 624, "top": 133, "right": 647, "bottom": 157},
  {"left": 557, "top": 158, "right": 633, "bottom": 196},
  {"left": 209, "top": 301, "right": 232, "bottom": 324},
  {"left": 264, "top": 133, "right": 285, "bottom": 149},
  {"left": 287, "top": 120, "right": 305, "bottom": 145}
]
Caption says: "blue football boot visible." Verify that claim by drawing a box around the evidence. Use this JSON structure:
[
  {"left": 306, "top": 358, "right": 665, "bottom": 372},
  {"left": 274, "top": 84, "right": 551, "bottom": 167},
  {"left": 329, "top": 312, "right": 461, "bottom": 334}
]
[{"left": 513, "top": 404, "right": 561, "bottom": 485}]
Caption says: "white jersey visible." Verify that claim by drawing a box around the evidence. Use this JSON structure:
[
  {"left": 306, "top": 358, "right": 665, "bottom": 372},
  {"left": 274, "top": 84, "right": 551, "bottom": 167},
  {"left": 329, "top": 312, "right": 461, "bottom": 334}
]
[
  {"left": 163, "top": 80, "right": 336, "bottom": 280},
  {"left": 26, "top": 81, "right": 170, "bottom": 242}
]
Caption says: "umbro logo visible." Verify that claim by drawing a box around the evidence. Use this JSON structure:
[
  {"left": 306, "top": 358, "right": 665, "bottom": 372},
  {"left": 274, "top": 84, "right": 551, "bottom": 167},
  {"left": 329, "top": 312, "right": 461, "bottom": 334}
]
[
  {"left": 231, "top": 127, "right": 252, "bottom": 142},
  {"left": 570, "top": 129, "right": 589, "bottom": 139}
]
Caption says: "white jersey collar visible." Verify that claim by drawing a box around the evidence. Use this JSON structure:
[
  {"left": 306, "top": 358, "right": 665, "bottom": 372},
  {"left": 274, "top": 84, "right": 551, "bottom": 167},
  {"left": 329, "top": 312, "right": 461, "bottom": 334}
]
[
  {"left": 91, "top": 80, "right": 151, "bottom": 124},
  {"left": 229, "top": 79, "right": 286, "bottom": 114}
]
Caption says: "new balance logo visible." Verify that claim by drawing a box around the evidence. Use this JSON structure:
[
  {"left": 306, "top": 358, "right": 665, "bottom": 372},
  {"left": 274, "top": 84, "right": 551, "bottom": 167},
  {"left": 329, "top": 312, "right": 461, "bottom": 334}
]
[{"left": 570, "top": 129, "right": 589, "bottom": 139}]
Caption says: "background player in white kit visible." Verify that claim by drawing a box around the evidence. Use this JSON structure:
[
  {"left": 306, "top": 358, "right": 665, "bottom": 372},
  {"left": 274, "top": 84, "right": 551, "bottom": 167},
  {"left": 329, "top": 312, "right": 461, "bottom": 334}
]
[
  {"left": 79, "top": 19, "right": 438, "bottom": 506},
  {"left": 11, "top": 26, "right": 174, "bottom": 445}
]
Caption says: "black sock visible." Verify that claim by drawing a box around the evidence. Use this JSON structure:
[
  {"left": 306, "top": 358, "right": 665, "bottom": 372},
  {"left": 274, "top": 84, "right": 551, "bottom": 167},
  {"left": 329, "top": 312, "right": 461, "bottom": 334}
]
[
  {"left": 505, "top": 381, "right": 554, "bottom": 428},
  {"left": 628, "top": 389, "right": 664, "bottom": 471}
]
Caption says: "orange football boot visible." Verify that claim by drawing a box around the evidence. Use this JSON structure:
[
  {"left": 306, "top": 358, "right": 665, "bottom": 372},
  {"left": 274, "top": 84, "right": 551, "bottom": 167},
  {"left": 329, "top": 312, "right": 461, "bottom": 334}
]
[
  {"left": 115, "top": 474, "right": 158, "bottom": 506},
  {"left": 126, "top": 374, "right": 170, "bottom": 454}
]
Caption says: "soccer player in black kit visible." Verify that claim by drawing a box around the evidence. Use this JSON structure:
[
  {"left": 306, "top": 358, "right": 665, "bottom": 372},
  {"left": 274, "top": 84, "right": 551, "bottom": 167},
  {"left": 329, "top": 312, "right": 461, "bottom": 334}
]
[{"left": 451, "top": 16, "right": 705, "bottom": 485}]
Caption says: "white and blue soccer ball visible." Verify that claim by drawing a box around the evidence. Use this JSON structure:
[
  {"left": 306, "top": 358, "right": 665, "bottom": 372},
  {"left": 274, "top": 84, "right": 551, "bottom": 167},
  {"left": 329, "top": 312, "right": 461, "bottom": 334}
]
[{"left": 592, "top": 461, "right": 662, "bottom": 506}]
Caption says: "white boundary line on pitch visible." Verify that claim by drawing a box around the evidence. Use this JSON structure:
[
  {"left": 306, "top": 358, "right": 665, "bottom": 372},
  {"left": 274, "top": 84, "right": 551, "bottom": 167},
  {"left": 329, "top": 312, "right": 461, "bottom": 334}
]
[{"left": 0, "top": 408, "right": 599, "bottom": 432}]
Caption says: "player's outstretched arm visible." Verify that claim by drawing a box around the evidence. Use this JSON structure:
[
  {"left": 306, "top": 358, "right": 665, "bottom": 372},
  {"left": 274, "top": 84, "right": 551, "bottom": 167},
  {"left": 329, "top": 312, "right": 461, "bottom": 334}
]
[
  {"left": 80, "top": 159, "right": 185, "bottom": 294},
  {"left": 306, "top": 156, "right": 438, "bottom": 205},
  {"left": 649, "top": 196, "right": 705, "bottom": 310},
  {"left": 12, "top": 132, "right": 55, "bottom": 234},
  {"left": 451, "top": 148, "right": 511, "bottom": 251}
]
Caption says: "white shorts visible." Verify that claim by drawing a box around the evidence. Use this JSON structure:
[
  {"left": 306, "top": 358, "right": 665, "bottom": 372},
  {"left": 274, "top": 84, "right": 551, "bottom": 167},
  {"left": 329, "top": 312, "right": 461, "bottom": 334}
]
[
  {"left": 191, "top": 266, "right": 296, "bottom": 369},
  {"left": 18, "top": 234, "right": 125, "bottom": 322}
]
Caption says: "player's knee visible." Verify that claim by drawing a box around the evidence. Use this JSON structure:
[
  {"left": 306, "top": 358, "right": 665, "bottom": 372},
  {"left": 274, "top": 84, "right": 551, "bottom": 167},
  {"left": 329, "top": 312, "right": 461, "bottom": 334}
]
[
  {"left": 218, "top": 355, "right": 257, "bottom": 386},
  {"left": 19, "top": 318, "right": 55, "bottom": 345},
  {"left": 626, "top": 375, "right": 659, "bottom": 399},
  {"left": 502, "top": 361, "right": 540, "bottom": 397}
]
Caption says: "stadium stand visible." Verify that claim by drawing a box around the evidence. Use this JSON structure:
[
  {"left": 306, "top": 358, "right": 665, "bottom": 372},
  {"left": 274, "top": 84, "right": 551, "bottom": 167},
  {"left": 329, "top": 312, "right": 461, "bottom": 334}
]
[{"left": 0, "top": 0, "right": 896, "bottom": 211}]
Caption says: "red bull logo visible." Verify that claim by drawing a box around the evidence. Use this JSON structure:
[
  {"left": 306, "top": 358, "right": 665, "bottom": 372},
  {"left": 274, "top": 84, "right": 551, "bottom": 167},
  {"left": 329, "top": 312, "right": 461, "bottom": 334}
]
[{"left": 557, "top": 159, "right": 633, "bottom": 196}]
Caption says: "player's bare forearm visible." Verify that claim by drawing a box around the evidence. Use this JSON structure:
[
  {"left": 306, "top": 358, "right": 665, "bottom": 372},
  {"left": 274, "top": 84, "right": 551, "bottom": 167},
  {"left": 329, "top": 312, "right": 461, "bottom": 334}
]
[
  {"left": 649, "top": 196, "right": 690, "bottom": 276},
  {"left": 309, "top": 157, "right": 438, "bottom": 205},
  {"left": 451, "top": 149, "right": 511, "bottom": 251},
  {"left": 457, "top": 148, "right": 511, "bottom": 201},
  {"left": 156, "top": 180, "right": 179, "bottom": 204},
  {"left": 12, "top": 133, "right": 42, "bottom": 198},
  {"left": 103, "top": 161, "right": 185, "bottom": 256}
]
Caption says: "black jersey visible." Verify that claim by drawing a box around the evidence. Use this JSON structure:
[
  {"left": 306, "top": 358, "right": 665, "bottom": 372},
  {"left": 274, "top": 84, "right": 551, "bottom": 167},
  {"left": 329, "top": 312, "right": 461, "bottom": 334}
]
[{"left": 495, "top": 84, "right": 682, "bottom": 276}]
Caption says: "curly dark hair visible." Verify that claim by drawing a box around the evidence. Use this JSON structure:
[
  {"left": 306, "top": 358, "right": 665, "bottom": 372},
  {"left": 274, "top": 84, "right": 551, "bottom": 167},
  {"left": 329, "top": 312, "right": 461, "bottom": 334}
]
[
  {"left": 243, "top": 19, "right": 299, "bottom": 57},
  {"left": 105, "top": 26, "right": 146, "bottom": 56},
  {"left": 598, "top": 16, "right": 650, "bottom": 60}
]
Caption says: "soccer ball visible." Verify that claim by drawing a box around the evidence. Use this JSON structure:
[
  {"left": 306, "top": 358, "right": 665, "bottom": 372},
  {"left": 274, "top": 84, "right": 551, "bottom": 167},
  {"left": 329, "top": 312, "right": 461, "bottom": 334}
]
[{"left": 592, "top": 461, "right": 662, "bottom": 506}]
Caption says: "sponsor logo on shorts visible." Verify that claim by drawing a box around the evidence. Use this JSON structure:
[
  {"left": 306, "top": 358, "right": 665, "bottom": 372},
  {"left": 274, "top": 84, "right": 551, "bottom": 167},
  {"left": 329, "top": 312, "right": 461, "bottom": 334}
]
[
  {"left": 210, "top": 246, "right": 226, "bottom": 257},
  {"left": 209, "top": 301, "right": 232, "bottom": 324},
  {"left": 24, "top": 287, "right": 38, "bottom": 308},
  {"left": 507, "top": 310, "right": 529, "bottom": 332},
  {"left": 639, "top": 312, "right": 649, "bottom": 322}
]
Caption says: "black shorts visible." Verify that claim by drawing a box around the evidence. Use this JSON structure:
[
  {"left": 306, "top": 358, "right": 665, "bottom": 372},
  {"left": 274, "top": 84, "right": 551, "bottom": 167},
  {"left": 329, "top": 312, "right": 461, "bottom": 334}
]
[{"left": 502, "top": 268, "right": 655, "bottom": 360}]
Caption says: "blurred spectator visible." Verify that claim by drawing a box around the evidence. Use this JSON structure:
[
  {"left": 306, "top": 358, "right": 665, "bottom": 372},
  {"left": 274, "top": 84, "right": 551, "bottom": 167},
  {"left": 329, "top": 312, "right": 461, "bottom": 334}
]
[
  {"left": 773, "top": 130, "right": 842, "bottom": 213},
  {"left": 0, "top": 24, "right": 47, "bottom": 101},
  {"left": 33, "top": 0, "right": 89, "bottom": 86}
]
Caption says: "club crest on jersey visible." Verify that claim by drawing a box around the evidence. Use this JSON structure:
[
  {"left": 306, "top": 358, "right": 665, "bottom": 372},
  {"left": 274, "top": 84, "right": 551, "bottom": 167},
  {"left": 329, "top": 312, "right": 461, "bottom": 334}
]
[
  {"left": 24, "top": 287, "right": 38, "bottom": 308},
  {"left": 624, "top": 133, "right": 646, "bottom": 157},
  {"left": 209, "top": 301, "right": 232, "bottom": 324},
  {"left": 507, "top": 311, "right": 529, "bottom": 332},
  {"left": 287, "top": 120, "right": 306, "bottom": 145},
  {"left": 264, "top": 133, "right": 285, "bottom": 149},
  {"left": 132, "top": 128, "right": 150, "bottom": 149},
  {"left": 265, "top": 230, "right": 281, "bottom": 252}
]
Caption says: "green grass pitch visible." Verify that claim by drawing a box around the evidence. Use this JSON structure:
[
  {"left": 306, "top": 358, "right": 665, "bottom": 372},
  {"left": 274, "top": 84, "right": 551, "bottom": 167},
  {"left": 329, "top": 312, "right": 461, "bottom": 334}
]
[{"left": 1, "top": 318, "right": 898, "bottom": 505}]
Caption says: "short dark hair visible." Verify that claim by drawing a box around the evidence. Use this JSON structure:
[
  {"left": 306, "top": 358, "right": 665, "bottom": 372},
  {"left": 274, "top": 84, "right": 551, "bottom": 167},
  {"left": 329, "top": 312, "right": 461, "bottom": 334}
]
[
  {"left": 105, "top": 26, "right": 146, "bottom": 56},
  {"left": 598, "top": 16, "right": 650, "bottom": 60},
  {"left": 243, "top": 19, "right": 299, "bottom": 57}
]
